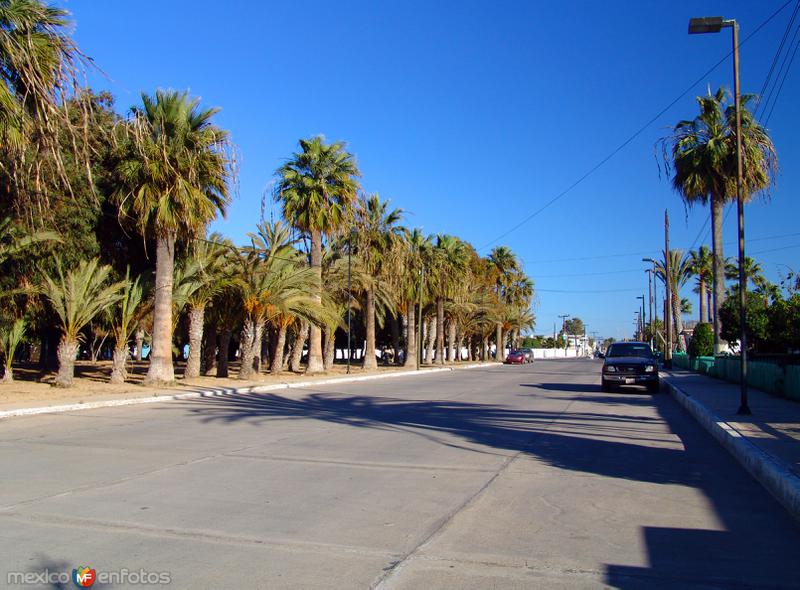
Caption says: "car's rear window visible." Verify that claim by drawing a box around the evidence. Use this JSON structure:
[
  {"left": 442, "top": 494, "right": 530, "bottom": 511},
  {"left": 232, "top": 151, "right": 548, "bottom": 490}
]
[{"left": 607, "top": 343, "right": 653, "bottom": 358}]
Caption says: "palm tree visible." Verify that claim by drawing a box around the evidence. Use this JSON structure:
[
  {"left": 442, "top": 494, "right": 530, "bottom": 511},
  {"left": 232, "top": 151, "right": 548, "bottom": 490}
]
[
  {"left": 114, "top": 89, "right": 232, "bottom": 384},
  {"left": 276, "top": 136, "right": 360, "bottom": 374},
  {"left": 353, "top": 193, "right": 404, "bottom": 369},
  {"left": 399, "top": 229, "right": 432, "bottom": 367},
  {"left": 181, "top": 235, "right": 231, "bottom": 379},
  {"left": 487, "top": 246, "right": 520, "bottom": 361},
  {"left": 666, "top": 88, "right": 777, "bottom": 353},
  {"left": 688, "top": 246, "right": 713, "bottom": 323},
  {"left": 108, "top": 270, "right": 145, "bottom": 384},
  {"left": 431, "top": 235, "right": 469, "bottom": 364},
  {"left": 234, "top": 236, "right": 331, "bottom": 380},
  {"left": 0, "top": 317, "right": 25, "bottom": 383},
  {"left": 0, "top": 0, "right": 80, "bottom": 153},
  {"left": 244, "top": 220, "right": 304, "bottom": 375},
  {"left": 725, "top": 256, "right": 764, "bottom": 290},
  {"left": 41, "top": 258, "right": 125, "bottom": 387},
  {"left": 654, "top": 249, "right": 692, "bottom": 352}
]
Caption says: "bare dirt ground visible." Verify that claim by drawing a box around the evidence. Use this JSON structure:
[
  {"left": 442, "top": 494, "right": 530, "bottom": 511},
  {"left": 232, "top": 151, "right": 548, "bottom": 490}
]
[{"left": 0, "top": 359, "right": 456, "bottom": 412}]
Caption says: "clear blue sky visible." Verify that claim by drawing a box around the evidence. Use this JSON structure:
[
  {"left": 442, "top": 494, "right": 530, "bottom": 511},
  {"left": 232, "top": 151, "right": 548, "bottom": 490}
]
[{"left": 63, "top": 0, "right": 799, "bottom": 341}]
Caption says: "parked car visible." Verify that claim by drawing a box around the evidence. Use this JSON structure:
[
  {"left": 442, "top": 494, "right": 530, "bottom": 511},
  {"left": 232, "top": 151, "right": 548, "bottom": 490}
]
[
  {"left": 521, "top": 348, "right": 534, "bottom": 363},
  {"left": 504, "top": 350, "right": 526, "bottom": 365},
  {"left": 601, "top": 341, "right": 659, "bottom": 393}
]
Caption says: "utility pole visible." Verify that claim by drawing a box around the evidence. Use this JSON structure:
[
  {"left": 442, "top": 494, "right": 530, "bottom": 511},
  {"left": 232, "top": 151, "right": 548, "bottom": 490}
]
[
  {"left": 417, "top": 265, "right": 424, "bottom": 369},
  {"left": 646, "top": 270, "right": 654, "bottom": 350},
  {"left": 347, "top": 229, "right": 353, "bottom": 374},
  {"left": 664, "top": 210, "right": 673, "bottom": 367}
]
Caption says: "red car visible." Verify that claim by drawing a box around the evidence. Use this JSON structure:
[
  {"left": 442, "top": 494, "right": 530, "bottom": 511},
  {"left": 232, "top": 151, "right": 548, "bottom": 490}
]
[{"left": 504, "top": 350, "right": 525, "bottom": 364}]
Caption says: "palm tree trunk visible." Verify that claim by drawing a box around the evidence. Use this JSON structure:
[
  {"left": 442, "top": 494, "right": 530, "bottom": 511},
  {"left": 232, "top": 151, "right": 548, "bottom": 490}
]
[
  {"left": 110, "top": 345, "right": 127, "bottom": 384},
  {"left": 699, "top": 278, "right": 707, "bottom": 324},
  {"left": 217, "top": 328, "right": 231, "bottom": 378},
  {"left": 436, "top": 298, "right": 445, "bottom": 365},
  {"left": 145, "top": 233, "right": 176, "bottom": 385},
  {"left": 711, "top": 195, "right": 726, "bottom": 354},
  {"left": 184, "top": 305, "right": 205, "bottom": 379},
  {"left": 202, "top": 322, "right": 216, "bottom": 376},
  {"left": 363, "top": 287, "right": 378, "bottom": 369},
  {"left": 495, "top": 323, "right": 503, "bottom": 362},
  {"left": 447, "top": 320, "right": 457, "bottom": 363},
  {"left": 270, "top": 324, "right": 288, "bottom": 373},
  {"left": 238, "top": 319, "right": 256, "bottom": 380},
  {"left": 134, "top": 327, "right": 144, "bottom": 362},
  {"left": 425, "top": 317, "right": 435, "bottom": 364},
  {"left": 306, "top": 228, "right": 324, "bottom": 374},
  {"left": 390, "top": 314, "right": 401, "bottom": 365},
  {"left": 1, "top": 363, "right": 12, "bottom": 383},
  {"left": 289, "top": 321, "right": 308, "bottom": 372},
  {"left": 323, "top": 326, "right": 336, "bottom": 370},
  {"left": 54, "top": 337, "right": 79, "bottom": 387},
  {"left": 252, "top": 321, "right": 264, "bottom": 375},
  {"left": 404, "top": 304, "right": 416, "bottom": 368},
  {"left": 672, "top": 291, "right": 685, "bottom": 352}
]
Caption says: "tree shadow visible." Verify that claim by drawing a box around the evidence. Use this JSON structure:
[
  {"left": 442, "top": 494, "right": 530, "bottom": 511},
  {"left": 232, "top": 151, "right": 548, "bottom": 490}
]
[{"left": 181, "top": 383, "right": 800, "bottom": 587}]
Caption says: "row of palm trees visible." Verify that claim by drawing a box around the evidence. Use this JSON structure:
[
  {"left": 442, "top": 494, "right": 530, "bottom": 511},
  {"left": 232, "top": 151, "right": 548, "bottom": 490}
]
[{"left": 0, "top": 94, "right": 534, "bottom": 386}]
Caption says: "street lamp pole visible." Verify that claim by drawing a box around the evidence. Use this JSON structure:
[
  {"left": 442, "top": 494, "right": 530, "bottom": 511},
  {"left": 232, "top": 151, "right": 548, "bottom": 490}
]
[
  {"left": 346, "top": 228, "right": 353, "bottom": 374},
  {"left": 689, "top": 15, "right": 750, "bottom": 414},
  {"left": 417, "top": 265, "right": 424, "bottom": 370},
  {"left": 637, "top": 295, "right": 645, "bottom": 341}
]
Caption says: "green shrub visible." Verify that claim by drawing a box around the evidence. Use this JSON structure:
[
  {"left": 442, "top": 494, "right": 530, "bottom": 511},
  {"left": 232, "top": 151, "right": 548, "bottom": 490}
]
[{"left": 689, "top": 322, "right": 714, "bottom": 358}]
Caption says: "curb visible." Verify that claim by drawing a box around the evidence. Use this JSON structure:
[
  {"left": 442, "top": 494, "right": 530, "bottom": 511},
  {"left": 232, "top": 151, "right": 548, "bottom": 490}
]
[
  {"left": 0, "top": 362, "right": 489, "bottom": 421},
  {"left": 662, "top": 375, "right": 800, "bottom": 522}
]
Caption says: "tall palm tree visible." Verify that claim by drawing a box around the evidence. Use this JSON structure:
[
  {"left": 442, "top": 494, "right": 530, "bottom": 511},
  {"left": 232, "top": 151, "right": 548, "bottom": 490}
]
[
  {"left": 400, "top": 228, "right": 432, "bottom": 367},
  {"left": 654, "top": 249, "right": 692, "bottom": 353},
  {"left": 41, "top": 258, "right": 125, "bottom": 387},
  {"left": 114, "top": 89, "right": 232, "bottom": 384},
  {"left": 276, "top": 136, "right": 360, "bottom": 374},
  {"left": 688, "top": 245, "right": 713, "bottom": 323},
  {"left": 666, "top": 88, "right": 777, "bottom": 353},
  {"left": 487, "top": 246, "right": 520, "bottom": 361},
  {"left": 431, "top": 235, "right": 469, "bottom": 364},
  {"left": 353, "top": 193, "right": 403, "bottom": 369}
]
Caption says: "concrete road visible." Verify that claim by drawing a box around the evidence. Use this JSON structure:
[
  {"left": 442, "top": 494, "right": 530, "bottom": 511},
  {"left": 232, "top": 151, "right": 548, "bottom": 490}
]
[{"left": 1, "top": 359, "right": 799, "bottom": 589}]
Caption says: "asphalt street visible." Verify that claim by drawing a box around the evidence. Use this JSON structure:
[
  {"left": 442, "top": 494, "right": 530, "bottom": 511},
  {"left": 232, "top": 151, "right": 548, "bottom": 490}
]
[{"left": 2, "top": 359, "right": 799, "bottom": 589}]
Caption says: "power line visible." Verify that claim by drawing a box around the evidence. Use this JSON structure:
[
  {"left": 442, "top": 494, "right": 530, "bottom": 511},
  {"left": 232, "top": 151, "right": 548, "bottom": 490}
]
[
  {"left": 755, "top": 1, "right": 800, "bottom": 119},
  {"left": 478, "top": 1, "right": 795, "bottom": 251},
  {"left": 764, "top": 27, "right": 800, "bottom": 125}
]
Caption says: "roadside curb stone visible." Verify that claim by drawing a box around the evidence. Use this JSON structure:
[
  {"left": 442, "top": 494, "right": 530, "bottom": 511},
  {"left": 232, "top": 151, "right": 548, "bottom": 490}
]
[
  {"left": 663, "top": 374, "right": 800, "bottom": 522},
  {"left": 0, "top": 363, "right": 487, "bottom": 421}
]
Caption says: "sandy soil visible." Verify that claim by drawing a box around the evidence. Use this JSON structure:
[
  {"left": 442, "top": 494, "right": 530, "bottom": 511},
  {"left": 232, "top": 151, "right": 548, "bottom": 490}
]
[{"left": 0, "top": 359, "right": 476, "bottom": 412}]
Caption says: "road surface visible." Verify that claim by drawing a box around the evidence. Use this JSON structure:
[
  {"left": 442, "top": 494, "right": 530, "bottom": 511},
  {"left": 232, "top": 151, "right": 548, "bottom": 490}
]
[{"left": 2, "top": 359, "right": 799, "bottom": 588}]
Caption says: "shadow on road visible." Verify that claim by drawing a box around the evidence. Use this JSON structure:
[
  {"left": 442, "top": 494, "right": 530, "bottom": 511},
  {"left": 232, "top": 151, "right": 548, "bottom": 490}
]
[{"left": 180, "top": 376, "right": 800, "bottom": 588}]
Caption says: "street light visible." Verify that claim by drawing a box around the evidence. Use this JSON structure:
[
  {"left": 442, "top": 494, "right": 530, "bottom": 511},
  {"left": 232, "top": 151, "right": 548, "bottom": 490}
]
[
  {"left": 689, "top": 15, "right": 750, "bottom": 415},
  {"left": 642, "top": 258, "right": 658, "bottom": 351},
  {"left": 346, "top": 228, "right": 354, "bottom": 374}
]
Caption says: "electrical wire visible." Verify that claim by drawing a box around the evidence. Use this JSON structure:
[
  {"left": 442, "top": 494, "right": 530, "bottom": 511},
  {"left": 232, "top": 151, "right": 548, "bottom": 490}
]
[
  {"left": 755, "top": 1, "right": 800, "bottom": 118},
  {"left": 764, "top": 28, "right": 800, "bottom": 125},
  {"left": 478, "top": 1, "right": 796, "bottom": 252}
]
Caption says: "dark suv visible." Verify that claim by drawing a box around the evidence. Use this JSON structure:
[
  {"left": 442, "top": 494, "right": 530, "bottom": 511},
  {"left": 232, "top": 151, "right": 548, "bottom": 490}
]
[{"left": 600, "top": 342, "right": 659, "bottom": 393}]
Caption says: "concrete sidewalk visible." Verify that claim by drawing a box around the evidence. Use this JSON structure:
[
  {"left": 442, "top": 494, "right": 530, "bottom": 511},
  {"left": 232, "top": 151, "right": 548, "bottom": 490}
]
[{"left": 662, "top": 368, "right": 800, "bottom": 521}]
